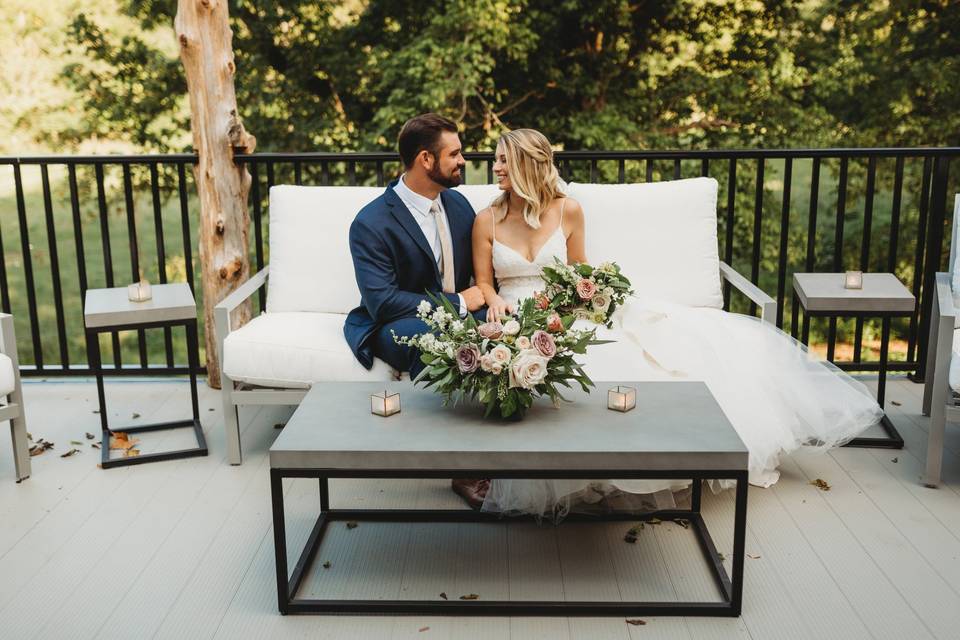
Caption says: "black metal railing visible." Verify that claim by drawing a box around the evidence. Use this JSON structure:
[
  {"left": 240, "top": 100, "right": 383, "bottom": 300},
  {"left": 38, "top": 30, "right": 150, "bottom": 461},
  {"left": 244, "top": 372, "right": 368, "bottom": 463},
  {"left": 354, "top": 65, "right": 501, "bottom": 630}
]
[{"left": 1, "top": 148, "right": 956, "bottom": 378}]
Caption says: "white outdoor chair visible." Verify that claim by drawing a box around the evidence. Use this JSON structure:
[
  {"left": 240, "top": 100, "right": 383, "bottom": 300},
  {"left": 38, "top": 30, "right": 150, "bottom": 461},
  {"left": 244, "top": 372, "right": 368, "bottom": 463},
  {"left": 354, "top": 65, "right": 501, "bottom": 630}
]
[
  {"left": 922, "top": 194, "right": 960, "bottom": 487},
  {"left": 0, "top": 313, "right": 29, "bottom": 482}
]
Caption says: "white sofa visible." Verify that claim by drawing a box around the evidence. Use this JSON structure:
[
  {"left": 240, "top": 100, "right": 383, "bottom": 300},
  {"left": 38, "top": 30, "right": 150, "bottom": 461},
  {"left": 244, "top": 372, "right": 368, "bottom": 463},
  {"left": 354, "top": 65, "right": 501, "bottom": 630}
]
[
  {"left": 215, "top": 178, "right": 774, "bottom": 464},
  {"left": 921, "top": 194, "right": 960, "bottom": 486},
  {"left": 0, "top": 313, "right": 29, "bottom": 481}
]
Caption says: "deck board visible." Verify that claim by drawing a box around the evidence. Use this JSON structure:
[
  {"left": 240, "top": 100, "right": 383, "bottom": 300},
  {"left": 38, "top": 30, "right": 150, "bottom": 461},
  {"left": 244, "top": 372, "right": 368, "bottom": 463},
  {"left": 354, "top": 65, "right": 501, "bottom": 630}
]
[{"left": 1, "top": 377, "right": 960, "bottom": 639}]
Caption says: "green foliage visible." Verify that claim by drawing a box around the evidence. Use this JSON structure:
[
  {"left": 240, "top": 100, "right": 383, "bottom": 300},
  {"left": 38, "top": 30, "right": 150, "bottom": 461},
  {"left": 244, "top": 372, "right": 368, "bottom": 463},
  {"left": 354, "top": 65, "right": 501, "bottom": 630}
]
[{"left": 46, "top": 1, "right": 958, "bottom": 153}]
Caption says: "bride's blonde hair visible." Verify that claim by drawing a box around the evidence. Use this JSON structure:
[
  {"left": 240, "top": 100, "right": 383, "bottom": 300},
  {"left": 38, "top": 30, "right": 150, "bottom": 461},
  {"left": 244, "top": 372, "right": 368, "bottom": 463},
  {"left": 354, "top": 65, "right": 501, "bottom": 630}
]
[{"left": 493, "top": 129, "right": 564, "bottom": 229}]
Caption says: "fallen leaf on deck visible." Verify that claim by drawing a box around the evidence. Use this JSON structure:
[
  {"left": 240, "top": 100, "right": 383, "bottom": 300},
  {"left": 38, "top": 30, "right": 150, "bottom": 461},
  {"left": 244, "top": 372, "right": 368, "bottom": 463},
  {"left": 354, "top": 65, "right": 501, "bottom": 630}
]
[
  {"left": 124, "top": 448, "right": 141, "bottom": 457},
  {"left": 718, "top": 552, "right": 726, "bottom": 562},
  {"left": 109, "top": 432, "right": 140, "bottom": 450},
  {"left": 346, "top": 521, "right": 359, "bottom": 530},
  {"left": 322, "top": 561, "right": 331, "bottom": 569},
  {"left": 625, "top": 619, "right": 646, "bottom": 626},
  {"left": 747, "top": 554, "right": 761, "bottom": 560},
  {"left": 29, "top": 439, "right": 54, "bottom": 456},
  {"left": 208, "top": 407, "right": 214, "bottom": 411},
  {"left": 132, "top": 413, "right": 141, "bottom": 419},
  {"left": 274, "top": 422, "right": 286, "bottom": 429},
  {"left": 85, "top": 432, "right": 95, "bottom": 440},
  {"left": 92, "top": 410, "right": 99, "bottom": 414},
  {"left": 891, "top": 400, "right": 902, "bottom": 406},
  {"left": 91, "top": 443, "right": 101, "bottom": 449},
  {"left": 60, "top": 448, "right": 80, "bottom": 458},
  {"left": 810, "top": 478, "right": 831, "bottom": 491},
  {"left": 439, "top": 592, "right": 448, "bottom": 600},
  {"left": 891, "top": 457, "right": 898, "bottom": 463},
  {"left": 623, "top": 532, "right": 638, "bottom": 544},
  {"left": 70, "top": 440, "right": 84, "bottom": 446},
  {"left": 648, "top": 517, "right": 662, "bottom": 526},
  {"left": 27, "top": 432, "right": 33, "bottom": 441},
  {"left": 673, "top": 518, "right": 690, "bottom": 529},
  {"left": 459, "top": 594, "right": 479, "bottom": 600},
  {"left": 419, "top": 627, "right": 430, "bottom": 633}
]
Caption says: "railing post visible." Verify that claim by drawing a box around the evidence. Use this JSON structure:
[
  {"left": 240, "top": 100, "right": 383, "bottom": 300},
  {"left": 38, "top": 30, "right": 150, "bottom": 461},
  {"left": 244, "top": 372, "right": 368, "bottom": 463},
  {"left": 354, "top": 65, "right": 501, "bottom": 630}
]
[{"left": 915, "top": 155, "right": 951, "bottom": 381}]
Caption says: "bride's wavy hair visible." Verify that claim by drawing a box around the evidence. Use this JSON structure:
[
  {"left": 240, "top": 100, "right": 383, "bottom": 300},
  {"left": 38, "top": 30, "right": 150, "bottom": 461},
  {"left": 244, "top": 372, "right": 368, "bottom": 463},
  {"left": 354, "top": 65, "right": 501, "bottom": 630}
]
[{"left": 493, "top": 129, "right": 564, "bottom": 229}]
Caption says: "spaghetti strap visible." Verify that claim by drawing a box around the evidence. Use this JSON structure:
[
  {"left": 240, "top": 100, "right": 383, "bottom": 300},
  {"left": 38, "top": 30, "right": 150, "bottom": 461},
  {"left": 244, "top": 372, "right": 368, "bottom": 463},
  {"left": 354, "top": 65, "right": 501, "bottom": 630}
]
[
  {"left": 558, "top": 198, "right": 567, "bottom": 234},
  {"left": 491, "top": 206, "right": 497, "bottom": 241}
]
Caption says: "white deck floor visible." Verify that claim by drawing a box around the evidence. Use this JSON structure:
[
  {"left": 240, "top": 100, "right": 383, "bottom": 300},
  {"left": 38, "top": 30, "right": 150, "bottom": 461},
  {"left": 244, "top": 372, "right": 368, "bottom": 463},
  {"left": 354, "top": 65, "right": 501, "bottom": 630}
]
[{"left": 1, "top": 376, "right": 960, "bottom": 639}]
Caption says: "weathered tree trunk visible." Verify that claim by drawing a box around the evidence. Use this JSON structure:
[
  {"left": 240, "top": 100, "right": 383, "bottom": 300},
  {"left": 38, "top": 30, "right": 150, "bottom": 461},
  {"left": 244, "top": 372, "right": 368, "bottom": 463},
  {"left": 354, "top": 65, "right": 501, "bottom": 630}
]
[{"left": 175, "top": 0, "right": 255, "bottom": 389}]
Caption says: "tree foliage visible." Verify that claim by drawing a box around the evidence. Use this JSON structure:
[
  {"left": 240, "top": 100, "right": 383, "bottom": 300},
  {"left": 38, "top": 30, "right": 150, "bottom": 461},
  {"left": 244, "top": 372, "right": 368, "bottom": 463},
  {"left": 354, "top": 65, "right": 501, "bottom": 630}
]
[{"left": 54, "top": 0, "right": 958, "bottom": 153}]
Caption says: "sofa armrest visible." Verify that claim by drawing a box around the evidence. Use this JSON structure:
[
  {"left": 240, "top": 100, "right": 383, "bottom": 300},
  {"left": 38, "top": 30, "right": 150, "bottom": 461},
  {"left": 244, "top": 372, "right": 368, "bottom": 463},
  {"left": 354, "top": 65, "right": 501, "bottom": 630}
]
[
  {"left": 719, "top": 261, "right": 776, "bottom": 324},
  {"left": 214, "top": 266, "right": 270, "bottom": 373},
  {"left": 0, "top": 313, "right": 23, "bottom": 397}
]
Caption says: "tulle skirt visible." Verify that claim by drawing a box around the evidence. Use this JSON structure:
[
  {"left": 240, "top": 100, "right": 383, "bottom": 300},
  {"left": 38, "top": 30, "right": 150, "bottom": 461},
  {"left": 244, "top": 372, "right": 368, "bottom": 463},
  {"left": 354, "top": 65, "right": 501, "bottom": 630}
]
[{"left": 481, "top": 296, "right": 883, "bottom": 518}]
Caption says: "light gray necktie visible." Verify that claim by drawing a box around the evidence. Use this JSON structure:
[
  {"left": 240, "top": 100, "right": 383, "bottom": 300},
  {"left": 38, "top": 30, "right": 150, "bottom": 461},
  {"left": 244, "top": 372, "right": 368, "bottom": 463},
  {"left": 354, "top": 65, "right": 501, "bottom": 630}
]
[{"left": 430, "top": 200, "right": 456, "bottom": 294}]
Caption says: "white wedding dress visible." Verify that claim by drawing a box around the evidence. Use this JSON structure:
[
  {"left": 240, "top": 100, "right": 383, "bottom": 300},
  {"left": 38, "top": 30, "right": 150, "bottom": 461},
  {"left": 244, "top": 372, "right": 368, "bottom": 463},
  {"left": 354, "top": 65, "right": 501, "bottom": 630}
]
[{"left": 481, "top": 201, "right": 883, "bottom": 518}]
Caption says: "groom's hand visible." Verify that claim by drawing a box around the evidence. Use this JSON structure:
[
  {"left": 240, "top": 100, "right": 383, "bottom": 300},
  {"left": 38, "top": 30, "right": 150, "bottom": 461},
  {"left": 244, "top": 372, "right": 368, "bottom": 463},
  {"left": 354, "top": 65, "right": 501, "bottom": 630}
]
[{"left": 460, "top": 286, "right": 485, "bottom": 312}]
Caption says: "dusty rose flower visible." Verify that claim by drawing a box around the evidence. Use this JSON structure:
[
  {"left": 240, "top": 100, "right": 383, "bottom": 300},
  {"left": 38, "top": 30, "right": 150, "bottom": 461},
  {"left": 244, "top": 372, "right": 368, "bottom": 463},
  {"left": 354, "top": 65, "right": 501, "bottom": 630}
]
[
  {"left": 532, "top": 330, "right": 557, "bottom": 358},
  {"left": 490, "top": 344, "right": 512, "bottom": 364},
  {"left": 456, "top": 344, "right": 481, "bottom": 373},
  {"left": 502, "top": 319, "right": 521, "bottom": 336},
  {"left": 547, "top": 313, "right": 563, "bottom": 333},
  {"left": 516, "top": 336, "right": 531, "bottom": 350},
  {"left": 490, "top": 361, "right": 504, "bottom": 375},
  {"left": 477, "top": 321, "right": 504, "bottom": 340},
  {"left": 535, "top": 292, "right": 551, "bottom": 310},
  {"left": 576, "top": 278, "right": 598, "bottom": 300},
  {"left": 508, "top": 350, "right": 550, "bottom": 390}
]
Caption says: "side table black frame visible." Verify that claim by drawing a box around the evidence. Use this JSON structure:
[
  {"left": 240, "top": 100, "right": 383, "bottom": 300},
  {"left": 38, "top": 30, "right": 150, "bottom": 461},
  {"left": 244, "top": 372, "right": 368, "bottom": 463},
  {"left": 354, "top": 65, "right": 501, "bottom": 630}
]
[
  {"left": 795, "top": 304, "right": 905, "bottom": 449},
  {"left": 86, "top": 318, "right": 208, "bottom": 468},
  {"left": 271, "top": 468, "right": 748, "bottom": 617}
]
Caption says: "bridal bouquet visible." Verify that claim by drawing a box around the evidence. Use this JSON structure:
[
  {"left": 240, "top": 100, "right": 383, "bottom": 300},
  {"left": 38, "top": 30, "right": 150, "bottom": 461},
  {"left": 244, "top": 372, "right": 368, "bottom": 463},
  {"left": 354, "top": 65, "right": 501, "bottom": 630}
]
[
  {"left": 394, "top": 296, "right": 600, "bottom": 419},
  {"left": 536, "top": 258, "right": 633, "bottom": 327}
]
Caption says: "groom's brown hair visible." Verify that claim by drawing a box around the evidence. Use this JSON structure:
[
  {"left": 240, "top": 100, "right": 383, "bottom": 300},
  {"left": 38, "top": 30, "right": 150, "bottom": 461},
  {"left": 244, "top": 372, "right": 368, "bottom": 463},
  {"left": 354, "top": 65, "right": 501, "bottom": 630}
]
[{"left": 398, "top": 113, "right": 458, "bottom": 168}]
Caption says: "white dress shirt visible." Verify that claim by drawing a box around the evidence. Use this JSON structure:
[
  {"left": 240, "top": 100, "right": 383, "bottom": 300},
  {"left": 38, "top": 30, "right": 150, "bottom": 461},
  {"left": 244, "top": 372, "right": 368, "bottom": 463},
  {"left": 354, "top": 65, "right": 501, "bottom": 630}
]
[{"left": 394, "top": 175, "right": 466, "bottom": 316}]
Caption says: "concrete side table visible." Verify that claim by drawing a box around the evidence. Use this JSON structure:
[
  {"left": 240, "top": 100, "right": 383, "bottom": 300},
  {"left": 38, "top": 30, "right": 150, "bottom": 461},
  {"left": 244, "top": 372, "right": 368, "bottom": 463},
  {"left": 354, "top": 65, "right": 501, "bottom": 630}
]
[
  {"left": 84, "top": 283, "right": 208, "bottom": 468},
  {"left": 793, "top": 272, "right": 914, "bottom": 449}
]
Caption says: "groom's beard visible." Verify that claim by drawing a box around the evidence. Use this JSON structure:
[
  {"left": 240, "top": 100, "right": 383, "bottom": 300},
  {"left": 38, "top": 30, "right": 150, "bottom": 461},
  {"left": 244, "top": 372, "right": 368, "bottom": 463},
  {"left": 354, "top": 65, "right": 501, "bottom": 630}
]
[{"left": 427, "top": 163, "right": 463, "bottom": 189}]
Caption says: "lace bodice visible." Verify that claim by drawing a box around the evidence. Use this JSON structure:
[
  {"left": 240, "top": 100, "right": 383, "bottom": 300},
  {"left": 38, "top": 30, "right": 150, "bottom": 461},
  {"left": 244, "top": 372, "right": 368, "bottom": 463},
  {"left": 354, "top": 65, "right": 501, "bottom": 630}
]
[{"left": 492, "top": 201, "right": 568, "bottom": 306}]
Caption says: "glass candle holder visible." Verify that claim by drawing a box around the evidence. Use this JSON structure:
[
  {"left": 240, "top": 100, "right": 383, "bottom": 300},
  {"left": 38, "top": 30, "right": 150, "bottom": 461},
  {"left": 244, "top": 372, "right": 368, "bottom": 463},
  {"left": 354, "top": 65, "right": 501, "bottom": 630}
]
[
  {"left": 371, "top": 390, "right": 401, "bottom": 417},
  {"left": 127, "top": 280, "right": 152, "bottom": 302},
  {"left": 607, "top": 385, "right": 636, "bottom": 412},
  {"left": 844, "top": 270, "right": 863, "bottom": 290}
]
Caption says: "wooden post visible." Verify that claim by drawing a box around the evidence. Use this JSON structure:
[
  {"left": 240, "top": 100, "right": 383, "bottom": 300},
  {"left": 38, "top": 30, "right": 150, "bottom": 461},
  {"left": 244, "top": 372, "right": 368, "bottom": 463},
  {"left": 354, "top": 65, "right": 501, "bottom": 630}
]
[{"left": 175, "top": 0, "right": 255, "bottom": 389}]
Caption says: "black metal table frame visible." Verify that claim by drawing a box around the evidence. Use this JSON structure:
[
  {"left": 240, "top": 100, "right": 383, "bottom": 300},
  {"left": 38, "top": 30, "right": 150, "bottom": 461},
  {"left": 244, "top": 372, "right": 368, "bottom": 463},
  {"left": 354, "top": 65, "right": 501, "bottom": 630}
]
[
  {"left": 86, "top": 318, "right": 208, "bottom": 468},
  {"left": 796, "top": 306, "right": 906, "bottom": 449},
  {"left": 271, "top": 467, "right": 748, "bottom": 617}
]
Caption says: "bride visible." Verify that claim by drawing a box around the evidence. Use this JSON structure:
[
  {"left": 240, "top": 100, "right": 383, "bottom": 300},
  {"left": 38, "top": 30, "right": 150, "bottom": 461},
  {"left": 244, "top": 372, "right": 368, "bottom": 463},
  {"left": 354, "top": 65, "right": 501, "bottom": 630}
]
[{"left": 470, "top": 128, "right": 883, "bottom": 518}]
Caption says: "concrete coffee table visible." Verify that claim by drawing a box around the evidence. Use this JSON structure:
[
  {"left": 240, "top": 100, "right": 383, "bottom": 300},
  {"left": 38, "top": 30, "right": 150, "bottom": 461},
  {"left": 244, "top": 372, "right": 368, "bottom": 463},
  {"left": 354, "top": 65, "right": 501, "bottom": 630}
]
[{"left": 269, "top": 381, "right": 749, "bottom": 617}]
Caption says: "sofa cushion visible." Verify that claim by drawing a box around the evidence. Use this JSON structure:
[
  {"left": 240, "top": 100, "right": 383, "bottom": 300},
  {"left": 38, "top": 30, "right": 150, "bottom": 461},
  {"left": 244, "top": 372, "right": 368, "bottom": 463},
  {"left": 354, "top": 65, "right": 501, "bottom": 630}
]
[
  {"left": 267, "top": 185, "right": 383, "bottom": 315},
  {"left": 0, "top": 353, "right": 14, "bottom": 396},
  {"left": 567, "top": 178, "right": 723, "bottom": 309},
  {"left": 222, "top": 312, "right": 396, "bottom": 388},
  {"left": 453, "top": 184, "right": 502, "bottom": 214}
]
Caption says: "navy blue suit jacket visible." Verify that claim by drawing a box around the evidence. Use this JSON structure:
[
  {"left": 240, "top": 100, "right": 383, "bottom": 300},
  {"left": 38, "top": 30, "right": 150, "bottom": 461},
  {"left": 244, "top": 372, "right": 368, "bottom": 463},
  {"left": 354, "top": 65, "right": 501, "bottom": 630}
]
[{"left": 344, "top": 180, "right": 476, "bottom": 369}]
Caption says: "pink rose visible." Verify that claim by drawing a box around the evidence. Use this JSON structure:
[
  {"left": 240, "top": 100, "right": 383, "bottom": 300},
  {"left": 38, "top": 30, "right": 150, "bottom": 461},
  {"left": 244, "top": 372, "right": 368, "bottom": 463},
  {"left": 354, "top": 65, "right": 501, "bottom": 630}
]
[
  {"left": 516, "top": 336, "right": 531, "bottom": 350},
  {"left": 532, "top": 330, "right": 557, "bottom": 358},
  {"left": 477, "top": 321, "right": 504, "bottom": 340},
  {"left": 576, "top": 278, "right": 598, "bottom": 300},
  {"left": 456, "top": 344, "right": 481, "bottom": 373},
  {"left": 535, "top": 292, "right": 551, "bottom": 310},
  {"left": 547, "top": 313, "right": 563, "bottom": 333}
]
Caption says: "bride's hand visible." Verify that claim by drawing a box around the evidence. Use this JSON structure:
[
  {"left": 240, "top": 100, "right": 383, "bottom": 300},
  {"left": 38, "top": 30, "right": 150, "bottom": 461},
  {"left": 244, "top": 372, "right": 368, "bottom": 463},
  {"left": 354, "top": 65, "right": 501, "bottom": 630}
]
[{"left": 486, "top": 296, "right": 514, "bottom": 323}]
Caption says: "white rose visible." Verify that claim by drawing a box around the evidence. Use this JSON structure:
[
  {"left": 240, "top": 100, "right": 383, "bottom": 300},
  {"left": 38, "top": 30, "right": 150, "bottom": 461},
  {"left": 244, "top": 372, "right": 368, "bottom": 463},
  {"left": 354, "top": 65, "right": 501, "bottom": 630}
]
[
  {"left": 591, "top": 293, "right": 611, "bottom": 312},
  {"left": 508, "top": 349, "right": 550, "bottom": 390},
  {"left": 490, "top": 344, "right": 512, "bottom": 364},
  {"left": 503, "top": 319, "right": 521, "bottom": 336},
  {"left": 516, "top": 336, "right": 531, "bottom": 349},
  {"left": 490, "top": 361, "right": 503, "bottom": 375},
  {"left": 417, "top": 300, "right": 432, "bottom": 316}
]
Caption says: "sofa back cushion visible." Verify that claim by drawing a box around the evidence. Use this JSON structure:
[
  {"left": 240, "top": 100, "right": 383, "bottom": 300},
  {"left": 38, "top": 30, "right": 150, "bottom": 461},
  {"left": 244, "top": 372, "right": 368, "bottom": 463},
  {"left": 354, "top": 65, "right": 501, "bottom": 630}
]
[
  {"left": 567, "top": 178, "right": 723, "bottom": 308},
  {"left": 267, "top": 185, "right": 383, "bottom": 314},
  {"left": 453, "top": 184, "right": 502, "bottom": 214}
]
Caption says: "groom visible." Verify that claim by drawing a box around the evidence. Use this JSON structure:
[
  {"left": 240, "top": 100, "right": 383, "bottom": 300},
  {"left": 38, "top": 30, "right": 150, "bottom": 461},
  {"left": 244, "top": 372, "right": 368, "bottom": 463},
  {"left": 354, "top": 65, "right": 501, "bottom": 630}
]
[{"left": 344, "top": 113, "right": 489, "bottom": 506}]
